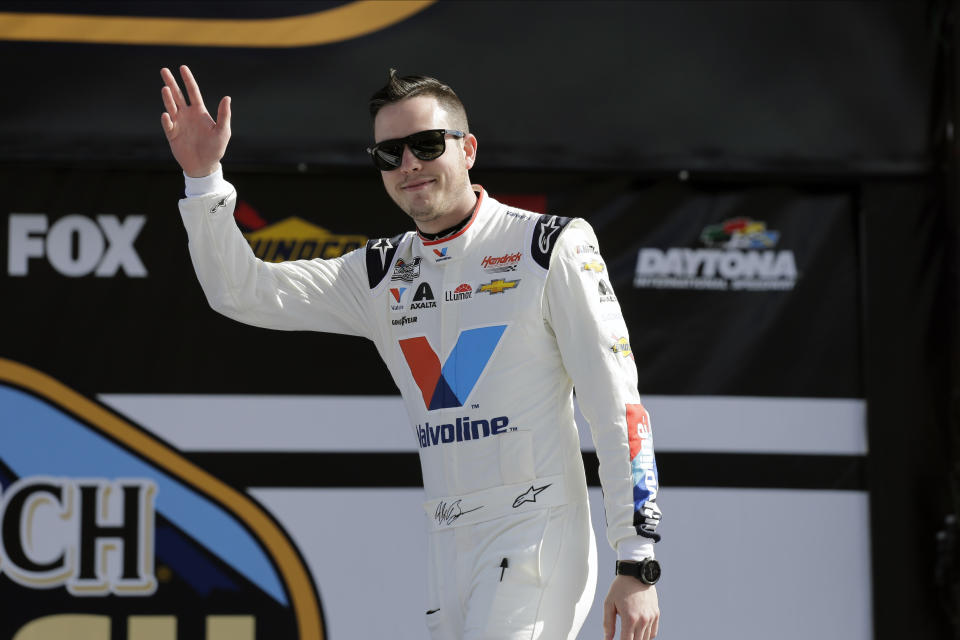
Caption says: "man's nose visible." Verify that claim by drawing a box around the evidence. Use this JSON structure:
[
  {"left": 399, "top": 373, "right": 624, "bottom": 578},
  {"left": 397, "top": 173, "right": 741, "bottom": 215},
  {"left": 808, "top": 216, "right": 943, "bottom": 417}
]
[{"left": 399, "top": 145, "right": 422, "bottom": 173}]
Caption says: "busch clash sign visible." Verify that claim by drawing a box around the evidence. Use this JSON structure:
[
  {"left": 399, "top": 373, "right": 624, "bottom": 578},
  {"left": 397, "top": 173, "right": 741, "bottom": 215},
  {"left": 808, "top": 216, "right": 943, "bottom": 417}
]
[{"left": 0, "top": 359, "right": 326, "bottom": 640}]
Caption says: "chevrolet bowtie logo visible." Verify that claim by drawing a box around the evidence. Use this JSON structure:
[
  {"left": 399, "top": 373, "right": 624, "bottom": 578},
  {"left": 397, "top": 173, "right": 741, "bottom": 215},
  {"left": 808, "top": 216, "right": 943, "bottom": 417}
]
[
  {"left": 478, "top": 279, "right": 519, "bottom": 294},
  {"left": 581, "top": 261, "right": 605, "bottom": 273},
  {"left": 512, "top": 484, "right": 551, "bottom": 508}
]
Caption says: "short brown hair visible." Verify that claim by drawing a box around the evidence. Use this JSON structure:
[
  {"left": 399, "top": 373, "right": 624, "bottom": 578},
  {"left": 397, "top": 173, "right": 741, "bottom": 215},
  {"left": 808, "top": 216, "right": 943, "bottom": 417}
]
[{"left": 369, "top": 69, "right": 469, "bottom": 133}]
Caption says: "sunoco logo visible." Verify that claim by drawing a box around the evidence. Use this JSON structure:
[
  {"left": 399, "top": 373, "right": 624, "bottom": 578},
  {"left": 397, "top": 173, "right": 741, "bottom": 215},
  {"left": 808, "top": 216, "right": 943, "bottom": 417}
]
[
  {"left": 0, "top": 359, "right": 326, "bottom": 639},
  {"left": 634, "top": 217, "right": 798, "bottom": 291},
  {"left": 236, "top": 200, "right": 365, "bottom": 263}
]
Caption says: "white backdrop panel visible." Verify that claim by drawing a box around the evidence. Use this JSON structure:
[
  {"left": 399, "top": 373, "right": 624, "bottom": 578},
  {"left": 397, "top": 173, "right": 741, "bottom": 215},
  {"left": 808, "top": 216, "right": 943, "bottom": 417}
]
[
  {"left": 100, "top": 394, "right": 866, "bottom": 455},
  {"left": 250, "top": 487, "right": 872, "bottom": 640}
]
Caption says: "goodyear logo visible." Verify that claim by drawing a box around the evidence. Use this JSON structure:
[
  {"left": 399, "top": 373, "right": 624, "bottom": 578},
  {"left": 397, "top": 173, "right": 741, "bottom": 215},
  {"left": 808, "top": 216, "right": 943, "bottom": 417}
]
[
  {"left": 0, "top": 359, "right": 325, "bottom": 639},
  {"left": 241, "top": 213, "right": 366, "bottom": 263},
  {"left": 477, "top": 279, "right": 519, "bottom": 295}
]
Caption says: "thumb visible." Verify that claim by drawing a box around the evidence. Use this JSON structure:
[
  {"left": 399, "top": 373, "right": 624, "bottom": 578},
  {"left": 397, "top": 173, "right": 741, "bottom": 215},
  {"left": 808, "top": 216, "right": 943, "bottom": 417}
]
[
  {"left": 603, "top": 599, "right": 617, "bottom": 640},
  {"left": 217, "top": 96, "right": 232, "bottom": 134}
]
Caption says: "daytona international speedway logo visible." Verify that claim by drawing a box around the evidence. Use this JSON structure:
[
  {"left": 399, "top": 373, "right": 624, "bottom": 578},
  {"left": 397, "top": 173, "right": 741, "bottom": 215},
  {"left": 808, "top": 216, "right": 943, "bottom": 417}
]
[{"left": 633, "top": 217, "right": 797, "bottom": 292}]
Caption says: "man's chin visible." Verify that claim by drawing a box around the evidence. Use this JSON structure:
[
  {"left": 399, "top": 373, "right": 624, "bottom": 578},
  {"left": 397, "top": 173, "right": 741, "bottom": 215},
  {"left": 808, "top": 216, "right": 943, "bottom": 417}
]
[{"left": 402, "top": 200, "right": 443, "bottom": 223}]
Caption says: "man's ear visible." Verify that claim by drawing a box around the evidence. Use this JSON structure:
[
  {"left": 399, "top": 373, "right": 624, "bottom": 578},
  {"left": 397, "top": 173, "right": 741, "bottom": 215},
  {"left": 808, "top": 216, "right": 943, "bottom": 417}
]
[{"left": 463, "top": 133, "right": 478, "bottom": 170}]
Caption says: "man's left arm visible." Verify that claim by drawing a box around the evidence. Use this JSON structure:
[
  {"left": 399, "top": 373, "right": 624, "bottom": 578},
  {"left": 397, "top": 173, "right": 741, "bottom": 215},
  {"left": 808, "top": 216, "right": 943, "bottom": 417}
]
[{"left": 542, "top": 219, "right": 661, "bottom": 640}]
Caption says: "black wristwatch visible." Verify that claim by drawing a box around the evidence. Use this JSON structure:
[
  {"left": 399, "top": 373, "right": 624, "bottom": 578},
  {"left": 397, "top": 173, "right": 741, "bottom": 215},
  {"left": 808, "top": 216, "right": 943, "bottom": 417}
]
[{"left": 616, "top": 558, "right": 661, "bottom": 585}]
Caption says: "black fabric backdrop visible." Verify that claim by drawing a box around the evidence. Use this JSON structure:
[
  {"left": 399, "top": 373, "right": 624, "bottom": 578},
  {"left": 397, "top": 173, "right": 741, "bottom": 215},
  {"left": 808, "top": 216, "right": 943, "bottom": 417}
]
[
  {"left": 0, "top": 1, "right": 955, "bottom": 638},
  {"left": 0, "top": 0, "right": 940, "bottom": 173}
]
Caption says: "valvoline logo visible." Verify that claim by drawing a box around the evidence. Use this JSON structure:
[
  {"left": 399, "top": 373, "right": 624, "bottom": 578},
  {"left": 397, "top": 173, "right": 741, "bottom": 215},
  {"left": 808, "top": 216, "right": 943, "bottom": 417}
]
[
  {"left": 0, "top": 359, "right": 326, "bottom": 639},
  {"left": 399, "top": 325, "right": 507, "bottom": 410},
  {"left": 626, "top": 403, "right": 659, "bottom": 509},
  {"left": 432, "top": 247, "right": 451, "bottom": 262}
]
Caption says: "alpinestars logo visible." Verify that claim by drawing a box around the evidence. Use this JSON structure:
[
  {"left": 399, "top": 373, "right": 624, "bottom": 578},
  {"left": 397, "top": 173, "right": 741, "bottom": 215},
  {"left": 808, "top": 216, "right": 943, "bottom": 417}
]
[
  {"left": 512, "top": 484, "right": 551, "bottom": 508},
  {"left": 391, "top": 256, "right": 422, "bottom": 282},
  {"left": 372, "top": 237, "right": 394, "bottom": 268},
  {"left": 634, "top": 217, "right": 797, "bottom": 291},
  {"left": 537, "top": 216, "right": 561, "bottom": 253},
  {"left": 399, "top": 325, "right": 507, "bottom": 410}
]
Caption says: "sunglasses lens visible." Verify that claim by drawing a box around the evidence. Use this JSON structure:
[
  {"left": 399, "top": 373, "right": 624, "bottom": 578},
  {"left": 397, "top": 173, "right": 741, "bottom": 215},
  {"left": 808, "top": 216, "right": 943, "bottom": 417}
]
[
  {"left": 372, "top": 143, "right": 403, "bottom": 170},
  {"left": 408, "top": 130, "right": 447, "bottom": 160}
]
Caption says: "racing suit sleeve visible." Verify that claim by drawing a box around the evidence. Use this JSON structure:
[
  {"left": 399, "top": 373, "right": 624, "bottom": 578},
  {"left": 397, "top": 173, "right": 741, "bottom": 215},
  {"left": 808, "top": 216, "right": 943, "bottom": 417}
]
[
  {"left": 178, "top": 170, "right": 374, "bottom": 338},
  {"left": 543, "top": 219, "right": 662, "bottom": 561}
]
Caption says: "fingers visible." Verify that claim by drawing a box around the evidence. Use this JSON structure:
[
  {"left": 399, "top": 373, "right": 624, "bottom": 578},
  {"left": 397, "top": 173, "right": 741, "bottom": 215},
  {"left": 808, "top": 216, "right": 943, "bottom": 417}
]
[
  {"left": 160, "top": 67, "right": 187, "bottom": 109},
  {"left": 216, "top": 95, "right": 232, "bottom": 133},
  {"left": 638, "top": 619, "right": 650, "bottom": 640},
  {"left": 636, "top": 610, "right": 659, "bottom": 640},
  {"left": 160, "top": 85, "right": 178, "bottom": 117},
  {"left": 179, "top": 65, "right": 205, "bottom": 110},
  {"left": 602, "top": 600, "right": 616, "bottom": 640},
  {"left": 160, "top": 112, "right": 174, "bottom": 138}
]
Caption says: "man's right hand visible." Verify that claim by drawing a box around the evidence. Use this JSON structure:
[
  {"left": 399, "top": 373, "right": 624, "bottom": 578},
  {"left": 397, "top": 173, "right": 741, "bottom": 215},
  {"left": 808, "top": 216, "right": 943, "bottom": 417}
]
[{"left": 160, "top": 65, "right": 231, "bottom": 178}]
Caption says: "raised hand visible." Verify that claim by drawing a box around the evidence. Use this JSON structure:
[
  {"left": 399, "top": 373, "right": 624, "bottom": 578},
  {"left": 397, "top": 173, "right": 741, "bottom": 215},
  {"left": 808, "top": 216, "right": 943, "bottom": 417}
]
[{"left": 160, "top": 65, "right": 231, "bottom": 178}]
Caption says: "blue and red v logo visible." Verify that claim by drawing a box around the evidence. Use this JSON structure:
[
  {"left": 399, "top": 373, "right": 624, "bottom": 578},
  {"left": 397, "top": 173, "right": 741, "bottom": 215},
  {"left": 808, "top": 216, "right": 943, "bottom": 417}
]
[{"left": 399, "top": 325, "right": 507, "bottom": 410}]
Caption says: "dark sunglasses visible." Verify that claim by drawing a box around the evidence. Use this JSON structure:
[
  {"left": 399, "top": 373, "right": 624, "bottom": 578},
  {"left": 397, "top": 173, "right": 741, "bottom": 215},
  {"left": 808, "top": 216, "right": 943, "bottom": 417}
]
[{"left": 366, "top": 129, "right": 465, "bottom": 171}]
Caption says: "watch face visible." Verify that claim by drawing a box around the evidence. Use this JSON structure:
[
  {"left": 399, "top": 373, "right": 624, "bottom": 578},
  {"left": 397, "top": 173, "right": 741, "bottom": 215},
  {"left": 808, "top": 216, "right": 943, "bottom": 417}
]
[{"left": 641, "top": 560, "right": 661, "bottom": 584}]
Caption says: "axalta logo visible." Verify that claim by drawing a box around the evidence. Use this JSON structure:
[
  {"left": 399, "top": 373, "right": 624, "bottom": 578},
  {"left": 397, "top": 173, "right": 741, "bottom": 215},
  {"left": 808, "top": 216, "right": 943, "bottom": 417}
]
[
  {"left": 481, "top": 251, "right": 521, "bottom": 272},
  {"left": 599, "top": 279, "right": 617, "bottom": 303},
  {"left": 236, "top": 202, "right": 365, "bottom": 262},
  {"left": 634, "top": 217, "right": 798, "bottom": 291},
  {"left": 410, "top": 282, "right": 437, "bottom": 309},
  {"left": 445, "top": 283, "right": 472, "bottom": 302},
  {"left": 399, "top": 325, "right": 507, "bottom": 410},
  {"left": 8, "top": 214, "right": 147, "bottom": 277},
  {"left": 415, "top": 415, "right": 513, "bottom": 448}
]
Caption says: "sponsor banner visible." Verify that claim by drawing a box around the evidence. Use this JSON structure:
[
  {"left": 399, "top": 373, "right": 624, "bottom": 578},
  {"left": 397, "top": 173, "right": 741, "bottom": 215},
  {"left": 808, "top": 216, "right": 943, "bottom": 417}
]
[
  {"left": 0, "top": 359, "right": 325, "bottom": 640},
  {"left": 601, "top": 183, "right": 860, "bottom": 397},
  {"left": 0, "top": 168, "right": 861, "bottom": 401}
]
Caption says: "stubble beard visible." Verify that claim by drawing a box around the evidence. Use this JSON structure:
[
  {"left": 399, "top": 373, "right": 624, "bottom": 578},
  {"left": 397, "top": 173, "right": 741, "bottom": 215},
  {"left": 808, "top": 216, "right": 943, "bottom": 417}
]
[{"left": 398, "top": 174, "right": 472, "bottom": 228}]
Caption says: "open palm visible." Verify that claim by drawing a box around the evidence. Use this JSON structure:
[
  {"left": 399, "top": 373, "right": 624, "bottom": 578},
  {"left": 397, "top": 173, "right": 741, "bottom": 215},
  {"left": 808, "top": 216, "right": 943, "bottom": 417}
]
[{"left": 160, "top": 65, "right": 231, "bottom": 178}]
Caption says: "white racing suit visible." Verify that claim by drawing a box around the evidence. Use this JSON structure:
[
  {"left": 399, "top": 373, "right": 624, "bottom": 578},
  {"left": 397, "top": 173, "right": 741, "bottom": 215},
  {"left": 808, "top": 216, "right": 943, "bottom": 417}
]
[{"left": 179, "top": 175, "right": 662, "bottom": 640}]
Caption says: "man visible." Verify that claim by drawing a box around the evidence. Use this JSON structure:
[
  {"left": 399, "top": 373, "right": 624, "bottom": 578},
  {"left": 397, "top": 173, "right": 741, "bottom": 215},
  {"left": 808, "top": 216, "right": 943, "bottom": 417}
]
[{"left": 160, "top": 65, "right": 662, "bottom": 640}]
